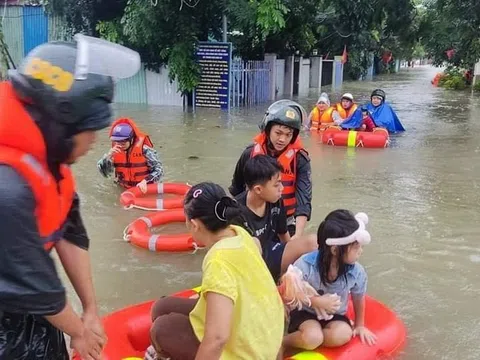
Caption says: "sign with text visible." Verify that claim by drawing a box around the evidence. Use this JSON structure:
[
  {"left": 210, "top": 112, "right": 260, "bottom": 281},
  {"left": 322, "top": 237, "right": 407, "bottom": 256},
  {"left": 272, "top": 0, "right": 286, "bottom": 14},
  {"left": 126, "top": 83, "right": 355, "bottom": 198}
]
[{"left": 194, "top": 42, "right": 231, "bottom": 110}]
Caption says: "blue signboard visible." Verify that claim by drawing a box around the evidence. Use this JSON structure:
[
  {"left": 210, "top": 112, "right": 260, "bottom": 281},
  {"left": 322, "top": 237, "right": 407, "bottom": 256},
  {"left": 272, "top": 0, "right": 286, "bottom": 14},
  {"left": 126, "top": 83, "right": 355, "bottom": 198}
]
[{"left": 194, "top": 42, "right": 232, "bottom": 110}]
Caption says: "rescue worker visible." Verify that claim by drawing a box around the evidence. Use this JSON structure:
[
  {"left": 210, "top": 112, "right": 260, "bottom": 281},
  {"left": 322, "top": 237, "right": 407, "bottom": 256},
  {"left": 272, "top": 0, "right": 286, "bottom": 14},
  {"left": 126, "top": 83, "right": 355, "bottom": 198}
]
[
  {"left": 0, "top": 35, "right": 140, "bottom": 359},
  {"left": 306, "top": 92, "right": 334, "bottom": 131},
  {"left": 332, "top": 92, "right": 357, "bottom": 124},
  {"left": 97, "top": 117, "right": 164, "bottom": 193},
  {"left": 229, "top": 100, "right": 312, "bottom": 238}
]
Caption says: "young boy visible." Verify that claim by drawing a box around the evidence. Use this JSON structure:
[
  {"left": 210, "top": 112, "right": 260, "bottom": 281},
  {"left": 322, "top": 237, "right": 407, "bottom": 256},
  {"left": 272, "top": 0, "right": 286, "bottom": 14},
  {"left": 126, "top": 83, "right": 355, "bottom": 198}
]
[
  {"left": 360, "top": 105, "right": 376, "bottom": 132},
  {"left": 236, "top": 155, "right": 317, "bottom": 282}
]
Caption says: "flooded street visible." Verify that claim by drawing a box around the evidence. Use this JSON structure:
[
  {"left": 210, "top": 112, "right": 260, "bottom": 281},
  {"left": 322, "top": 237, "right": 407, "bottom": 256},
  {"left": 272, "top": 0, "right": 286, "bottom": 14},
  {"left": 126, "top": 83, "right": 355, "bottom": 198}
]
[{"left": 62, "top": 65, "right": 480, "bottom": 359}]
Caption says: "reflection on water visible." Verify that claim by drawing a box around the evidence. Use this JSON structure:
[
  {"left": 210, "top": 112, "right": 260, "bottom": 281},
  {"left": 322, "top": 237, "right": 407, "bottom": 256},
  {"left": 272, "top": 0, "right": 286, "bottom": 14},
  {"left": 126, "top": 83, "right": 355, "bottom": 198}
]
[{"left": 60, "top": 66, "right": 480, "bottom": 359}]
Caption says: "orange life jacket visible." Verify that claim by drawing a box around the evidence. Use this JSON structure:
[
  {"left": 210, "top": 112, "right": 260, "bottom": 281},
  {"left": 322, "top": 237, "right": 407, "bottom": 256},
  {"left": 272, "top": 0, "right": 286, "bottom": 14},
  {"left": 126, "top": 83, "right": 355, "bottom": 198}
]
[
  {"left": 334, "top": 103, "right": 358, "bottom": 120},
  {"left": 0, "top": 82, "right": 75, "bottom": 251},
  {"left": 251, "top": 133, "right": 304, "bottom": 217},
  {"left": 310, "top": 107, "right": 334, "bottom": 131},
  {"left": 109, "top": 118, "right": 154, "bottom": 188}
]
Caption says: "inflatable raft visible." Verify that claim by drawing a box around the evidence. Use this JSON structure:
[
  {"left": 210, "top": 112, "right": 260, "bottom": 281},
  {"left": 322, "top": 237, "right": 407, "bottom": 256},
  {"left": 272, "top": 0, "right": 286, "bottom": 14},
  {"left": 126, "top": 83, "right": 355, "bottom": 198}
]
[
  {"left": 76, "top": 288, "right": 406, "bottom": 360},
  {"left": 120, "top": 182, "right": 190, "bottom": 211},
  {"left": 321, "top": 126, "right": 389, "bottom": 148}
]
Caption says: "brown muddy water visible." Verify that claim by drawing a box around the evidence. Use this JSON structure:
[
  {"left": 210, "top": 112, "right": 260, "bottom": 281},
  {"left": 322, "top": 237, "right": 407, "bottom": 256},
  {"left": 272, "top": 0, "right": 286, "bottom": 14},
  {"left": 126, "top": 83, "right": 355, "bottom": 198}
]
[{"left": 60, "top": 65, "right": 480, "bottom": 359}]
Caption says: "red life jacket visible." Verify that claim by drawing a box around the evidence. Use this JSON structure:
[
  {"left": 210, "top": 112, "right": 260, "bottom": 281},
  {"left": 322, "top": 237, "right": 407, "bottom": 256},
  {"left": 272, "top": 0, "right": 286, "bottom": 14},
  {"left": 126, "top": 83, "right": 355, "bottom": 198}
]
[{"left": 0, "top": 82, "right": 75, "bottom": 251}]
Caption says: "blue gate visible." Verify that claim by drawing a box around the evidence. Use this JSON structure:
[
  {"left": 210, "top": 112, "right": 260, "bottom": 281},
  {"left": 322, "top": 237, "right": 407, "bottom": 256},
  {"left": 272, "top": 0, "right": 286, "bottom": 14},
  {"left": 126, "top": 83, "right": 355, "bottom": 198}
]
[
  {"left": 23, "top": 6, "right": 48, "bottom": 56},
  {"left": 230, "top": 58, "right": 271, "bottom": 107}
]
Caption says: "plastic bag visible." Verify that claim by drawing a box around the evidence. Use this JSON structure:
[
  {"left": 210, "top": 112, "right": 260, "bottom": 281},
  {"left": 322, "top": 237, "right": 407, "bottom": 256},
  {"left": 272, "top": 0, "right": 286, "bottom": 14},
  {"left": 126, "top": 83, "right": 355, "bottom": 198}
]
[{"left": 0, "top": 311, "right": 69, "bottom": 360}]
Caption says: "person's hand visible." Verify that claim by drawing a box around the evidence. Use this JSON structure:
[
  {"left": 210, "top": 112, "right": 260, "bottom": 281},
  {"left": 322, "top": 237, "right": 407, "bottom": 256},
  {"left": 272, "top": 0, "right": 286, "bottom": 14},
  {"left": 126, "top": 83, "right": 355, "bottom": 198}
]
[
  {"left": 107, "top": 145, "right": 122, "bottom": 159},
  {"left": 70, "top": 327, "right": 103, "bottom": 360},
  {"left": 82, "top": 312, "right": 107, "bottom": 349},
  {"left": 353, "top": 326, "right": 377, "bottom": 346},
  {"left": 137, "top": 179, "right": 148, "bottom": 194},
  {"left": 313, "top": 293, "right": 341, "bottom": 314}
]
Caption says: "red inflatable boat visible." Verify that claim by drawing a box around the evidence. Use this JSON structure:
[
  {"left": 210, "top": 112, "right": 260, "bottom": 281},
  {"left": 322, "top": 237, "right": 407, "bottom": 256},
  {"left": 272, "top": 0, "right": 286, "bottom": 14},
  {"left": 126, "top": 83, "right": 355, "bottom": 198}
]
[
  {"left": 320, "top": 126, "right": 390, "bottom": 148},
  {"left": 75, "top": 287, "right": 406, "bottom": 360}
]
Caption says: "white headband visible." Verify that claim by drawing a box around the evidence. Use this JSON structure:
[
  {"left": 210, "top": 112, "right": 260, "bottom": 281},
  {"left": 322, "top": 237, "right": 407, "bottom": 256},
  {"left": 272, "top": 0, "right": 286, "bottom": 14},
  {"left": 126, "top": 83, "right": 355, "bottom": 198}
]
[{"left": 325, "top": 212, "right": 371, "bottom": 246}]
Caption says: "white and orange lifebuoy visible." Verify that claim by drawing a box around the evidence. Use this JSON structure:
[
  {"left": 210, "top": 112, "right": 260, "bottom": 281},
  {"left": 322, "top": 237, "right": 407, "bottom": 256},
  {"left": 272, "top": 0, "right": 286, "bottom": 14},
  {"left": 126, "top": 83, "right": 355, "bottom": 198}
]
[
  {"left": 123, "top": 208, "right": 204, "bottom": 252},
  {"left": 120, "top": 182, "right": 191, "bottom": 211}
]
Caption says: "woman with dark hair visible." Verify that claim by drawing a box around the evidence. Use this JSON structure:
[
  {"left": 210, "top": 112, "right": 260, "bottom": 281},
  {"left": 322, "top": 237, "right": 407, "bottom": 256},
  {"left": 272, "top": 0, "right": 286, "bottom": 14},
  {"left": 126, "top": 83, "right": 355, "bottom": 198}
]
[
  {"left": 148, "top": 182, "right": 284, "bottom": 360},
  {"left": 283, "top": 210, "right": 377, "bottom": 351}
]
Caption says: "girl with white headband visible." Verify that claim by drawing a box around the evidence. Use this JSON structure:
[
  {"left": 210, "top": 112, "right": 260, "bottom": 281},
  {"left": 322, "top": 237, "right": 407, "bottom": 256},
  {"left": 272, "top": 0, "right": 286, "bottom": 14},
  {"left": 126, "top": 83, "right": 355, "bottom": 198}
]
[{"left": 282, "top": 209, "right": 377, "bottom": 351}]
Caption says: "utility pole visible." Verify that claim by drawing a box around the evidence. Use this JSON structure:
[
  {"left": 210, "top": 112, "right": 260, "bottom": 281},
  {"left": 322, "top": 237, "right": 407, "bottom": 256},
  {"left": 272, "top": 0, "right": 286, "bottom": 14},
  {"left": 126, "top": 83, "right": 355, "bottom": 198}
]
[
  {"left": 222, "top": 13, "right": 227, "bottom": 42},
  {"left": 222, "top": 0, "right": 227, "bottom": 42}
]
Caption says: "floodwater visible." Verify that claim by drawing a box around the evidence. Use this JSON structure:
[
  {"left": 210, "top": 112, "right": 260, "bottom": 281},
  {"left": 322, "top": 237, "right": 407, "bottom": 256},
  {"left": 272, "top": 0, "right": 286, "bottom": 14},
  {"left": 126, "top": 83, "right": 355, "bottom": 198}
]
[{"left": 61, "top": 65, "right": 480, "bottom": 359}]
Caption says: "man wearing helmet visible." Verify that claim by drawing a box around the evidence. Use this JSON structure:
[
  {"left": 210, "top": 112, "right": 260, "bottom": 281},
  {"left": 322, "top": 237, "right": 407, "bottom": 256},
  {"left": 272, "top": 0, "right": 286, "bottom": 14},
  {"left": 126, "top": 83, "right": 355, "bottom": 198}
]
[
  {"left": 0, "top": 35, "right": 140, "bottom": 359},
  {"left": 229, "top": 100, "right": 312, "bottom": 238},
  {"left": 97, "top": 118, "right": 164, "bottom": 192},
  {"left": 332, "top": 93, "right": 357, "bottom": 124}
]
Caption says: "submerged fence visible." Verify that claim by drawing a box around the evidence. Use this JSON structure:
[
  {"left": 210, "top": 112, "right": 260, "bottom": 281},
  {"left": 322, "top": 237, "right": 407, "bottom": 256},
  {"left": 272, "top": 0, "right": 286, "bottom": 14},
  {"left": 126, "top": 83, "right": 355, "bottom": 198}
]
[{"left": 230, "top": 59, "right": 271, "bottom": 107}]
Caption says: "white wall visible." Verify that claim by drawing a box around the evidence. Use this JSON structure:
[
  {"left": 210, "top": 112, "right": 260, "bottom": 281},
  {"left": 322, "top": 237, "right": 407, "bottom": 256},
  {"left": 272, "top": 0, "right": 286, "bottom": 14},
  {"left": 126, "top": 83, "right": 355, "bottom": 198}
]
[{"left": 146, "top": 67, "right": 184, "bottom": 106}]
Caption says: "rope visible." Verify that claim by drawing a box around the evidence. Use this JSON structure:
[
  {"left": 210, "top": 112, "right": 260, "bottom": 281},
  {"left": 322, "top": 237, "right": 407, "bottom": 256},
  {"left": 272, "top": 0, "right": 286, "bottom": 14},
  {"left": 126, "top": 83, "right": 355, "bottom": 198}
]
[
  {"left": 123, "top": 224, "right": 132, "bottom": 242},
  {"left": 124, "top": 204, "right": 166, "bottom": 211},
  {"left": 151, "top": 0, "right": 158, "bottom": 6},
  {"left": 356, "top": 139, "right": 364, "bottom": 148},
  {"left": 190, "top": 242, "right": 206, "bottom": 255}
]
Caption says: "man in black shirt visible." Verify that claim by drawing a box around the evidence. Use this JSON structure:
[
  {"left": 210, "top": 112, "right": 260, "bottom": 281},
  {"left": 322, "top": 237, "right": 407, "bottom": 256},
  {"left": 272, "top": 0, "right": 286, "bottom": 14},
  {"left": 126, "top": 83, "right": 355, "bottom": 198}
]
[{"left": 236, "top": 155, "right": 317, "bottom": 282}]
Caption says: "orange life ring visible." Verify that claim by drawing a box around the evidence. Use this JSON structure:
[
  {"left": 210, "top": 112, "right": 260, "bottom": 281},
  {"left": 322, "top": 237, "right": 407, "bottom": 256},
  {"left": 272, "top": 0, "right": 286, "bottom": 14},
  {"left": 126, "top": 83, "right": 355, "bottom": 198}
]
[
  {"left": 120, "top": 182, "right": 191, "bottom": 210},
  {"left": 124, "top": 209, "right": 203, "bottom": 252}
]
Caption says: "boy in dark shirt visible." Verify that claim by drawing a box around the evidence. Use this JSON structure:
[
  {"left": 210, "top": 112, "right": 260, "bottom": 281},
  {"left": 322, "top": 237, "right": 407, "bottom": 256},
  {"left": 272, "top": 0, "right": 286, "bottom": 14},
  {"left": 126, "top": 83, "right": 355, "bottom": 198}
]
[{"left": 236, "top": 155, "right": 317, "bottom": 282}]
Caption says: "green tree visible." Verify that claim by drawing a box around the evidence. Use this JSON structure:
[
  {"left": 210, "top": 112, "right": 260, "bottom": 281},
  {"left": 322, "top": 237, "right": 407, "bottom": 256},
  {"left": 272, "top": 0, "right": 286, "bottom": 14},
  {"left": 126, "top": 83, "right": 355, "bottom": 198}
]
[
  {"left": 421, "top": 0, "right": 480, "bottom": 68},
  {"left": 48, "top": 0, "right": 289, "bottom": 93}
]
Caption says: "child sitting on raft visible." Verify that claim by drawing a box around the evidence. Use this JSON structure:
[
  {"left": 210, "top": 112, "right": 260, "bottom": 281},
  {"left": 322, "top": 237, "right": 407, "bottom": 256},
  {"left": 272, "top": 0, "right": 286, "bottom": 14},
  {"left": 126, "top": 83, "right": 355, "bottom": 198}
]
[
  {"left": 148, "top": 182, "right": 284, "bottom": 360},
  {"left": 281, "top": 209, "right": 377, "bottom": 351},
  {"left": 360, "top": 106, "right": 376, "bottom": 132},
  {"left": 236, "top": 155, "right": 317, "bottom": 282}
]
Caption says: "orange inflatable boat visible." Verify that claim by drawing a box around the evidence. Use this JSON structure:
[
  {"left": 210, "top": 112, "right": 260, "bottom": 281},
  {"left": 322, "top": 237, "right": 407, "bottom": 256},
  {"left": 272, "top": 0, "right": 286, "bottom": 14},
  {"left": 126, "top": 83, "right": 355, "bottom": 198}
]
[
  {"left": 75, "top": 288, "right": 406, "bottom": 360},
  {"left": 321, "top": 126, "right": 389, "bottom": 148},
  {"left": 431, "top": 72, "right": 444, "bottom": 87},
  {"left": 124, "top": 209, "right": 203, "bottom": 252},
  {"left": 120, "top": 182, "right": 191, "bottom": 211}
]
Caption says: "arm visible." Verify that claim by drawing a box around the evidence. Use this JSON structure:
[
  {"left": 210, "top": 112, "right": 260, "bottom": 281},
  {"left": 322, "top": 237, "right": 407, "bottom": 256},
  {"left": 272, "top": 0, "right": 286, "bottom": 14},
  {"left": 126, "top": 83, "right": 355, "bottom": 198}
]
[
  {"left": 278, "top": 232, "right": 291, "bottom": 243},
  {"left": 332, "top": 110, "right": 344, "bottom": 125},
  {"left": 351, "top": 264, "right": 368, "bottom": 327},
  {"left": 277, "top": 198, "right": 290, "bottom": 243},
  {"left": 228, "top": 146, "right": 252, "bottom": 196},
  {"left": 195, "top": 292, "right": 234, "bottom": 360},
  {"left": 352, "top": 294, "right": 366, "bottom": 327},
  {"left": 143, "top": 145, "right": 165, "bottom": 184},
  {"left": 56, "top": 193, "right": 106, "bottom": 342},
  {"left": 294, "top": 152, "right": 312, "bottom": 236}
]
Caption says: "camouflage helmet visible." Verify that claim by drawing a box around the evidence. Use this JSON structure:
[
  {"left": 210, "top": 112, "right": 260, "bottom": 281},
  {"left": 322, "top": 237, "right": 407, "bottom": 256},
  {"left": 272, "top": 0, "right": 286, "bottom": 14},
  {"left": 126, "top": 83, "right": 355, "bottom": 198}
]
[
  {"left": 259, "top": 100, "right": 306, "bottom": 143},
  {"left": 371, "top": 89, "right": 386, "bottom": 101}
]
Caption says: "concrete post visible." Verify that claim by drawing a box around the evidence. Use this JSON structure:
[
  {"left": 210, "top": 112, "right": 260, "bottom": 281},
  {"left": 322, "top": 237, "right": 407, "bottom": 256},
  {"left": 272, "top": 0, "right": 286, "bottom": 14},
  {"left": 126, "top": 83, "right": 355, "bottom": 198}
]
[
  {"left": 298, "top": 57, "right": 310, "bottom": 95},
  {"left": 473, "top": 60, "right": 480, "bottom": 86},
  {"left": 284, "top": 55, "right": 294, "bottom": 96},
  {"left": 332, "top": 55, "right": 344, "bottom": 90},
  {"left": 309, "top": 56, "right": 322, "bottom": 89},
  {"left": 264, "top": 53, "right": 277, "bottom": 101}
]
